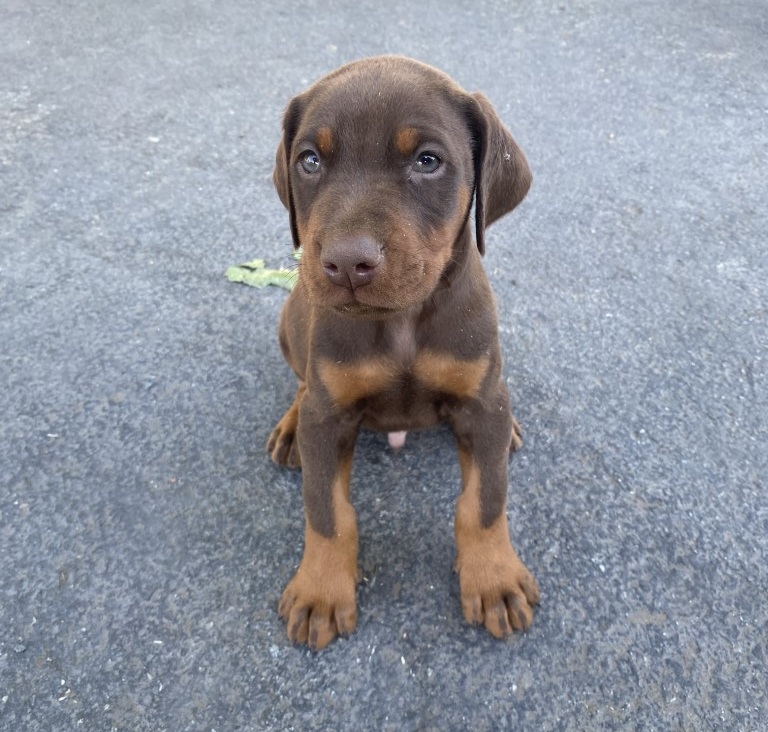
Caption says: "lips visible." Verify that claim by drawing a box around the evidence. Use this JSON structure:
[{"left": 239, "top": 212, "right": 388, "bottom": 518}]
[{"left": 332, "top": 300, "right": 397, "bottom": 319}]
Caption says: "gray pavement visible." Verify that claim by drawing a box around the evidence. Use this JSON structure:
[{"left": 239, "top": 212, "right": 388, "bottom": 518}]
[{"left": 2, "top": 1, "right": 767, "bottom": 730}]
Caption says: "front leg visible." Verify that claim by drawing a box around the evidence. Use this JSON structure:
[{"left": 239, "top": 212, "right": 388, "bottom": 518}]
[
  {"left": 451, "top": 383, "right": 540, "bottom": 638},
  {"left": 278, "top": 395, "right": 360, "bottom": 651}
]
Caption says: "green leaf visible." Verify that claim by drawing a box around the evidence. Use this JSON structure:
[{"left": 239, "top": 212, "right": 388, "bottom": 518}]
[{"left": 225, "top": 259, "right": 296, "bottom": 291}]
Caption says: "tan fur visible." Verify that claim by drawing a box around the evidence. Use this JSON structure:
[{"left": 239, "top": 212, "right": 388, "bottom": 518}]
[
  {"left": 394, "top": 126, "right": 419, "bottom": 157},
  {"left": 412, "top": 352, "right": 490, "bottom": 399},
  {"left": 318, "top": 357, "right": 399, "bottom": 409},
  {"left": 315, "top": 127, "right": 333, "bottom": 157},
  {"left": 454, "top": 450, "right": 540, "bottom": 637},
  {"left": 278, "top": 457, "right": 359, "bottom": 650}
]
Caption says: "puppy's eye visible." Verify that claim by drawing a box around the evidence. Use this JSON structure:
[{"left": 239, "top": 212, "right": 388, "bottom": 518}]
[
  {"left": 299, "top": 151, "right": 321, "bottom": 174},
  {"left": 413, "top": 152, "right": 441, "bottom": 174}
]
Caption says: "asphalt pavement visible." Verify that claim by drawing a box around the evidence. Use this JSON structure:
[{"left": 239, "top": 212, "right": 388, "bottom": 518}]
[{"left": 2, "top": 1, "right": 766, "bottom": 730}]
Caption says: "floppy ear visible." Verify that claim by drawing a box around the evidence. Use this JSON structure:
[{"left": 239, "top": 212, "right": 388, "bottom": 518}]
[
  {"left": 273, "top": 138, "right": 291, "bottom": 210},
  {"left": 466, "top": 92, "right": 532, "bottom": 254},
  {"left": 272, "top": 97, "right": 304, "bottom": 249}
]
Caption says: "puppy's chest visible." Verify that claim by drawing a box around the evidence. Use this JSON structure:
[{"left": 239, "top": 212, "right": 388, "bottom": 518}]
[{"left": 317, "top": 321, "right": 490, "bottom": 425}]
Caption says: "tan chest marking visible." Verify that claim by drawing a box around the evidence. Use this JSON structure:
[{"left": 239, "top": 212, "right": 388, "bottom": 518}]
[
  {"left": 412, "top": 351, "right": 490, "bottom": 399},
  {"left": 318, "top": 358, "right": 399, "bottom": 408},
  {"left": 318, "top": 351, "right": 489, "bottom": 409}
]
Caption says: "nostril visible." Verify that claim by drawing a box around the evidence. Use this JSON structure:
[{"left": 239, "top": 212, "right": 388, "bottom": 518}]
[
  {"left": 355, "top": 263, "right": 373, "bottom": 274},
  {"left": 324, "top": 262, "right": 339, "bottom": 274}
]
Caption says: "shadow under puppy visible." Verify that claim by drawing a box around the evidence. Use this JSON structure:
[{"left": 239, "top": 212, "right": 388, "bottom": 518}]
[{"left": 268, "top": 55, "right": 539, "bottom": 651}]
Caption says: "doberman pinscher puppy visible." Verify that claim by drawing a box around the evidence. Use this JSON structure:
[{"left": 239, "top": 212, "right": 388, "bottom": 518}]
[{"left": 268, "top": 56, "right": 539, "bottom": 650}]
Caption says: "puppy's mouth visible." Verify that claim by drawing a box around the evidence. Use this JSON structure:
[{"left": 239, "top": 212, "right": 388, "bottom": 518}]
[
  {"left": 331, "top": 301, "right": 398, "bottom": 319},
  {"left": 303, "top": 253, "right": 432, "bottom": 317}
]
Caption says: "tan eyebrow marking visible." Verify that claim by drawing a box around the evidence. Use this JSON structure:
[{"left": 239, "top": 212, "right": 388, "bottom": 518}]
[
  {"left": 394, "top": 127, "right": 419, "bottom": 157},
  {"left": 315, "top": 127, "right": 333, "bottom": 157}
]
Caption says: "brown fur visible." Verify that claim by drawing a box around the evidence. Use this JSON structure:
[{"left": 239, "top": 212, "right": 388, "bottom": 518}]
[{"left": 267, "top": 56, "right": 538, "bottom": 650}]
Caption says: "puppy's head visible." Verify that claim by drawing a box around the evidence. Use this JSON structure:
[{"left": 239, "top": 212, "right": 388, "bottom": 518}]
[{"left": 273, "top": 56, "right": 531, "bottom": 318}]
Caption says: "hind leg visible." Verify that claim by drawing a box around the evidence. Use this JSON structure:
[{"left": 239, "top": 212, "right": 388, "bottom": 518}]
[{"left": 267, "top": 382, "right": 305, "bottom": 468}]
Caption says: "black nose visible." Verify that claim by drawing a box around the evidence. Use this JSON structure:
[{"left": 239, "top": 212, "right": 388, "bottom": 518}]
[{"left": 321, "top": 236, "right": 382, "bottom": 290}]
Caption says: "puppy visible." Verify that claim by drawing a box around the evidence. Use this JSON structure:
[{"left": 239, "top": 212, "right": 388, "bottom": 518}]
[{"left": 268, "top": 56, "right": 539, "bottom": 650}]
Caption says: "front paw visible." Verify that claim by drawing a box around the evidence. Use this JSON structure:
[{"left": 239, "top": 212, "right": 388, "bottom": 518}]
[
  {"left": 278, "top": 565, "right": 358, "bottom": 651},
  {"left": 456, "top": 546, "right": 539, "bottom": 638}
]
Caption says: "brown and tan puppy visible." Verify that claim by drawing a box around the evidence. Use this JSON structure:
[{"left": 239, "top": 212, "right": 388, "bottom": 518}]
[{"left": 268, "top": 56, "right": 539, "bottom": 650}]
